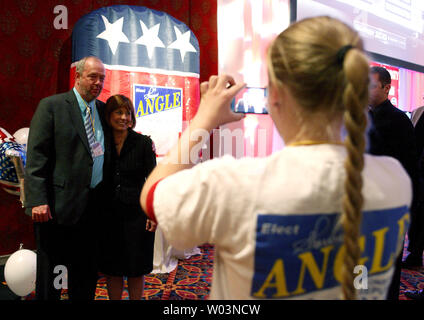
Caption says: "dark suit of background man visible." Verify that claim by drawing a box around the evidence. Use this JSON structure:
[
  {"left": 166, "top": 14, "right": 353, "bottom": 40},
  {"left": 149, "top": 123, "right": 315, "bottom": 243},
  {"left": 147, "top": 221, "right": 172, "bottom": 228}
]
[
  {"left": 405, "top": 103, "right": 424, "bottom": 268},
  {"left": 24, "top": 56, "right": 110, "bottom": 300},
  {"left": 367, "top": 66, "right": 420, "bottom": 300},
  {"left": 402, "top": 103, "right": 424, "bottom": 300}
]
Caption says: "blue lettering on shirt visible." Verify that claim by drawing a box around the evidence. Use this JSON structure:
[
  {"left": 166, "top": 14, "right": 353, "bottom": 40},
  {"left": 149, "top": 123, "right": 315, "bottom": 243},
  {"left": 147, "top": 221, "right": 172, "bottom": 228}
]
[{"left": 251, "top": 206, "right": 409, "bottom": 298}]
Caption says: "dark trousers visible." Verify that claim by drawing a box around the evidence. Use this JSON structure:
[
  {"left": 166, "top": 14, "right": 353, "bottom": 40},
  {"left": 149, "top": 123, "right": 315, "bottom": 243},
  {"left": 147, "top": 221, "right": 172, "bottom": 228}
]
[
  {"left": 407, "top": 201, "right": 424, "bottom": 257},
  {"left": 34, "top": 188, "right": 101, "bottom": 300},
  {"left": 386, "top": 249, "right": 403, "bottom": 300}
]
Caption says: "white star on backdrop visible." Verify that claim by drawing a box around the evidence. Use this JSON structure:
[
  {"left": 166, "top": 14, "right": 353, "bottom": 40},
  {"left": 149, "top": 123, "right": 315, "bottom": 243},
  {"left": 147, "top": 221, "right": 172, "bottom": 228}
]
[
  {"left": 134, "top": 20, "right": 165, "bottom": 59},
  {"left": 168, "top": 26, "right": 197, "bottom": 62},
  {"left": 96, "top": 15, "right": 130, "bottom": 55}
]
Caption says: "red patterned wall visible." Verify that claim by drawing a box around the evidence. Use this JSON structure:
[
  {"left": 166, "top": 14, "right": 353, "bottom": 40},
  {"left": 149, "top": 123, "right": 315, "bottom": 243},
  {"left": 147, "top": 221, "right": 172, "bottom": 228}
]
[{"left": 0, "top": 0, "right": 217, "bottom": 255}]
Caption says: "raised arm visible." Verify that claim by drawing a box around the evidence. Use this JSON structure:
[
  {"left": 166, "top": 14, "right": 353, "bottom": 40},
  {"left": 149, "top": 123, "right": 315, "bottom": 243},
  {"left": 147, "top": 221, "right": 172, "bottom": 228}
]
[{"left": 140, "top": 75, "right": 245, "bottom": 217}]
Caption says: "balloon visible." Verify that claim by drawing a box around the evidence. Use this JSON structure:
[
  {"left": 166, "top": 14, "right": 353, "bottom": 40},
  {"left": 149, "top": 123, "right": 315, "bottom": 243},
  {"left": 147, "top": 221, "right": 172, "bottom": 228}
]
[
  {"left": 0, "top": 127, "right": 15, "bottom": 143},
  {"left": 4, "top": 248, "right": 36, "bottom": 296},
  {"left": 13, "top": 128, "right": 29, "bottom": 149},
  {"left": 0, "top": 141, "right": 26, "bottom": 196}
]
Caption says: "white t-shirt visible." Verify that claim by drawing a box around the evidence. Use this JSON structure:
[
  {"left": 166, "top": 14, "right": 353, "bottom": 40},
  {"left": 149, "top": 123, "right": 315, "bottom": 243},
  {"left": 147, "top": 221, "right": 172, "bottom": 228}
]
[{"left": 153, "top": 144, "right": 412, "bottom": 300}]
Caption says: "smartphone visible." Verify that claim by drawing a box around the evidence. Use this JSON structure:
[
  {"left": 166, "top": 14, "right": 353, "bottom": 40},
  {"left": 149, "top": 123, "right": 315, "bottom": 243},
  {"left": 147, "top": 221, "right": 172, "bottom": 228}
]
[{"left": 231, "top": 87, "right": 268, "bottom": 114}]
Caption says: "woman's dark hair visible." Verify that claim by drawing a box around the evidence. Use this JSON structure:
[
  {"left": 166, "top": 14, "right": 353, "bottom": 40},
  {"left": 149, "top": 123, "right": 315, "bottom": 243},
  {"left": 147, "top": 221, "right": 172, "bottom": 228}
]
[{"left": 105, "top": 94, "right": 136, "bottom": 129}]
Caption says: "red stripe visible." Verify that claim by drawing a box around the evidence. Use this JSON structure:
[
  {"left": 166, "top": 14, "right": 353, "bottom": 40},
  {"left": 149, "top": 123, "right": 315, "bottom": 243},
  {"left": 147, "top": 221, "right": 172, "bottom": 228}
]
[
  {"left": 0, "top": 181, "right": 19, "bottom": 189},
  {"left": 69, "top": 66, "right": 199, "bottom": 123},
  {"left": 146, "top": 179, "right": 164, "bottom": 224}
]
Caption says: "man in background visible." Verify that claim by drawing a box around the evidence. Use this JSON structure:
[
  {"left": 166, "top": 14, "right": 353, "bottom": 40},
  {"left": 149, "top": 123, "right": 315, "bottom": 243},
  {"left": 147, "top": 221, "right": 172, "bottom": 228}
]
[
  {"left": 405, "top": 100, "right": 424, "bottom": 269},
  {"left": 367, "top": 66, "right": 420, "bottom": 300},
  {"left": 403, "top": 97, "right": 424, "bottom": 300}
]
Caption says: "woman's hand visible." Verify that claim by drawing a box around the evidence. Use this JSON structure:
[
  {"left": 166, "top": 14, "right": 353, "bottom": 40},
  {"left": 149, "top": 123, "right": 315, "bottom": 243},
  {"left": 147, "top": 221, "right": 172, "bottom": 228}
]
[
  {"left": 146, "top": 219, "right": 157, "bottom": 232},
  {"left": 193, "top": 74, "right": 246, "bottom": 131}
]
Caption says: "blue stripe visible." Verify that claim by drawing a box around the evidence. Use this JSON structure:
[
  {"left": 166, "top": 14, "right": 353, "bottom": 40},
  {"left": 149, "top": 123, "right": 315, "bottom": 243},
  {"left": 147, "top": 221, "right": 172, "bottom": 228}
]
[{"left": 72, "top": 5, "right": 199, "bottom": 74}]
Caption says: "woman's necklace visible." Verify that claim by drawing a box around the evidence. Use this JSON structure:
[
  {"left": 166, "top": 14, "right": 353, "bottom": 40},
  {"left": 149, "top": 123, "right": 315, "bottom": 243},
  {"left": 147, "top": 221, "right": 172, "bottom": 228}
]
[{"left": 288, "top": 140, "right": 344, "bottom": 146}]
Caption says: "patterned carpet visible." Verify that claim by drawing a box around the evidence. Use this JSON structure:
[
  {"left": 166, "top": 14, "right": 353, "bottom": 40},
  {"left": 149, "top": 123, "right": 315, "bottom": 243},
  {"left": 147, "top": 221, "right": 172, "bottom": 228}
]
[
  {"left": 399, "top": 237, "right": 424, "bottom": 300},
  {"left": 98, "top": 242, "right": 424, "bottom": 300},
  {"left": 95, "top": 243, "right": 214, "bottom": 300},
  {"left": 1, "top": 242, "right": 423, "bottom": 300},
  {"left": 95, "top": 242, "right": 424, "bottom": 300},
  {"left": 18, "top": 243, "right": 214, "bottom": 300}
]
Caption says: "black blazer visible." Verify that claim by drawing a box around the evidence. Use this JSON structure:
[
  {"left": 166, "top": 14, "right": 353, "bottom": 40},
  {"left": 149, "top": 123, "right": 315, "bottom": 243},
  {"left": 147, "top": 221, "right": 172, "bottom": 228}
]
[
  {"left": 368, "top": 99, "right": 420, "bottom": 209},
  {"left": 24, "top": 90, "right": 111, "bottom": 225},
  {"left": 368, "top": 99, "right": 418, "bottom": 181},
  {"left": 414, "top": 109, "right": 424, "bottom": 162},
  {"left": 104, "top": 129, "right": 156, "bottom": 207}
]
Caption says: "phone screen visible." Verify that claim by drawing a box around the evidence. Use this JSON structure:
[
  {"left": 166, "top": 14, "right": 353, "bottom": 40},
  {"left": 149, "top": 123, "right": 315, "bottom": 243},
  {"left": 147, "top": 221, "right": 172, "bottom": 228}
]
[{"left": 231, "top": 87, "right": 268, "bottom": 114}]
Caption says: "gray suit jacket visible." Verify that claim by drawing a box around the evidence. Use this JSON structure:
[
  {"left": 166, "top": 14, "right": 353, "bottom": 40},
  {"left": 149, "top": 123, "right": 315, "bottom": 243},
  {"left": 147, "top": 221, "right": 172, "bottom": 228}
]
[{"left": 24, "top": 90, "right": 109, "bottom": 225}]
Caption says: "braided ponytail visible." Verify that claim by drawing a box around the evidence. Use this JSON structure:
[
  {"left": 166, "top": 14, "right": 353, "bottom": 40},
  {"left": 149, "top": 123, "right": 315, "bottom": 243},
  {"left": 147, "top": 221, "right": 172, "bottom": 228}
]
[
  {"left": 340, "top": 48, "right": 369, "bottom": 299},
  {"left": 267, "top": 16, "right": 370, "bottom": 299}
]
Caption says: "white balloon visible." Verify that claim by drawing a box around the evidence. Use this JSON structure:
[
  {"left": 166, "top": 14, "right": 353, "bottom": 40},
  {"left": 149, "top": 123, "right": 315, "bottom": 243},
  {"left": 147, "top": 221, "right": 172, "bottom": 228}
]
[
  {"left": 13, "top": 128, "right": 29, "bottom": 148},
  {"left": 4, "top": 249, "right": 36, "bottom": 296}
]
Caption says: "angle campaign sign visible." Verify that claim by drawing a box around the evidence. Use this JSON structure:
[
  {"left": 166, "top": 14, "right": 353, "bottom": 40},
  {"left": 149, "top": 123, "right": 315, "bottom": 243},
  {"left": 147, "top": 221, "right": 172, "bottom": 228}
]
[{"left": 71, "top": 5, "right": 200, "bottom": 156}]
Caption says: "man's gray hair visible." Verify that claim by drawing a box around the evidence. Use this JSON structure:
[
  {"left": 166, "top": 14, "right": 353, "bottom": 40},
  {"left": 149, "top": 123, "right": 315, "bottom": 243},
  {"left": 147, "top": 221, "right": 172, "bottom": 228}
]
[
  {"left": 75, "top": 56, "right": 101, "bottom": 75},
  {"left": 75, "top": 57, "right": 87, "bottom": 75}
]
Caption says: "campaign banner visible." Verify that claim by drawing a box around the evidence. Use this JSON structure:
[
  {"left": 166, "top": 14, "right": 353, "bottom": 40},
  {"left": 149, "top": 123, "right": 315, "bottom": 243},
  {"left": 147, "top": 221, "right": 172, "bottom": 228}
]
[
  {"left": 133, "top": 84, "right": 183, "bottom": 153},
  {"left": 71, "top": 5, "right": 200, "bottom": 156},
  {"left": 251, "top": 206, "right": 409, "bottom": 299}
]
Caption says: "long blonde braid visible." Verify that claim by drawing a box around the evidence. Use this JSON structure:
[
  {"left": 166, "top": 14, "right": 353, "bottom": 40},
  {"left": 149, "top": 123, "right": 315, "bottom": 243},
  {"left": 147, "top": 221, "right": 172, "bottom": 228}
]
[{"left": 340, "top": 47, "right": 369, "bottom": 299}]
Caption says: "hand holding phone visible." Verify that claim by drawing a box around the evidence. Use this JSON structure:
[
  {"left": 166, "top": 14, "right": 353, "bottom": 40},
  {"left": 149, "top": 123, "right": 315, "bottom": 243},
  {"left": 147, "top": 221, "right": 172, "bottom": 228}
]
[
  {"left": 231, "top": 87, "right": 268, "bottom": 114},
  {"left": 195, "top": 75, "right": 246, "bottom": 129}
]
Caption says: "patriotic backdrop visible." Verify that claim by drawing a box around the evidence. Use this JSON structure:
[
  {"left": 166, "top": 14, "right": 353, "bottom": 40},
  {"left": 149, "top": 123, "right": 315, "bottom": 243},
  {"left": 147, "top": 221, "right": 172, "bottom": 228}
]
[
  {"left": 70, "top": 5, "right": 200, "bottom": 156},
  {"left": 0, "top": 0, "right": 217, "bottom": 256},
  {"left": 0, "top": 128, "right": 26, "bottom": 196}
]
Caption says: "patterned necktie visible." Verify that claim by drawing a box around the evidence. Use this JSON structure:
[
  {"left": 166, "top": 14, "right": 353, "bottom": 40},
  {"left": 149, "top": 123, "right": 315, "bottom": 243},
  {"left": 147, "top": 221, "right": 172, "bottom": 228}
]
[{"left": 84, "top": 103, "right": 96, "bottom": 156}]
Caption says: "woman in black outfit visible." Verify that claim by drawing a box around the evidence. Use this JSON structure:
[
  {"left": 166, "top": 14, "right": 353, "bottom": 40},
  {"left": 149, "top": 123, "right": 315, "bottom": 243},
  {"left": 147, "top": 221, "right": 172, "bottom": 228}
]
[{"left": 100, "top": 94, "right": 157, "bottom": 300}]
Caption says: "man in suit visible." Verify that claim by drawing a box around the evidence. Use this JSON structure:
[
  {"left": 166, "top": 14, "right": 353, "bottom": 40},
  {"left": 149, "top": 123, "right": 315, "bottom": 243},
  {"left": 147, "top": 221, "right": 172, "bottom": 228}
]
[
  {"left": 24, "top": 56, "right": 109, "bottom": 300},
  {"left": 404, "top": 103, "right": 424, "bottom": 269},
  {"left": 403, "top": 101, "right": 424, "bottom": 300},
  {"left": 367, "top": 66, "right": 420, "bottom": 300}
]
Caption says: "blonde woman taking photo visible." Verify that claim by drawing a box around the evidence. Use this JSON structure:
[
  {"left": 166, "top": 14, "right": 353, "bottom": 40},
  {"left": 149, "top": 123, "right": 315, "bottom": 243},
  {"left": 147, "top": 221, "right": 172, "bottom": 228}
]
[{"left": 140, "top": 16, "right": 411, "bottom": 300}]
